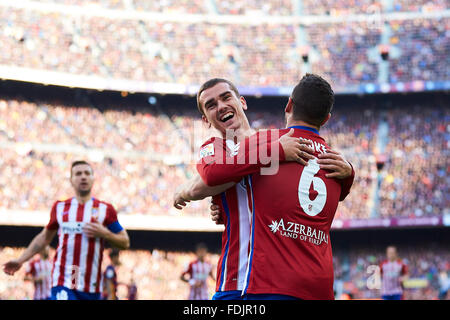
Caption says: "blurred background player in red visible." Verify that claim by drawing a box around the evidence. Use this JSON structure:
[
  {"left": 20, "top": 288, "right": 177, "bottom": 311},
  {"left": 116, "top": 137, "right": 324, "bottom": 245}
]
[
  {"left": 126, "top": 275, "right": 138, "bottom": 300},
  {"left": 24, "top": 246, "right": 52, "bottom": 300},
  {"left": 3, "top": 160, "right": 130, "bottom": 300},
  {"left": 180, "top": 243, "right": 215, "bottom": 300},
  {"left": 379, "top": 245, "right": 409, "bottom": 300},
  {"left": 102, "top": 248, "right": 120, "bottom": 300}
]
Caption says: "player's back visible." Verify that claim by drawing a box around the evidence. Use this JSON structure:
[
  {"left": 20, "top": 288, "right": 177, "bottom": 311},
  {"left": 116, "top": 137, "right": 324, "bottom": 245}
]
[{"left": 243, "top": 127, "right": 348, "bottom": 300}]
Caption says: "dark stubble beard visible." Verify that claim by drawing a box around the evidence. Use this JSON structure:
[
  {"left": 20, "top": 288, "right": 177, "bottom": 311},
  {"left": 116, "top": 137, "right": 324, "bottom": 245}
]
[{"left": 77, "top": 188, "right": 92, "bottom": 197}]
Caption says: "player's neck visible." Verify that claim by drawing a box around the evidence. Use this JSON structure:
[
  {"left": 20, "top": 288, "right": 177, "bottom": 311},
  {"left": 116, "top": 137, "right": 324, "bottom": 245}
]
[
  {"left": 222, "top": 125, "right": 254, "bottom": 142},
  {"left": 286, "top": 119, "right": 320, "bottom": 132},
  {"left": 75, "top": 194, "right": 91, "bottom": 204}
]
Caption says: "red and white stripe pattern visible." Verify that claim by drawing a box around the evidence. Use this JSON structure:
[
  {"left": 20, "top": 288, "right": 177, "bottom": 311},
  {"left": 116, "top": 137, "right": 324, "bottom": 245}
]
[
  {"left": 214, "top": 177, "right": 253, "bottom": 293},
  {"left": 183, "top": 260, "right": 212, "bottom": 300},
  {"left": 49, "top": 197, "right": 111, "bottom": 294},
  {"left": 26, "top": 258, "right": 52, "bottom": 300},
  {"left": 380, "top": 259, "right": 408, "bottom": 296}
]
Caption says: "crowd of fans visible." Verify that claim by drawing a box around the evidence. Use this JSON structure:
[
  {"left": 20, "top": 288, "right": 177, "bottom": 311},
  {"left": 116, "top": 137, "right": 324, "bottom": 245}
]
[
  {"left": 0, "top": 4, "right": 448, "bottom": 89},
  {"left": 1, "top": 244, "right": 447, "bottom": 300},
  {"left": 378, "top": 104, "right": 449, "bottom": 218},
  {"left": 389, "top": 18, "right": 449, "bottom": 84},
  {"left": 32, "top": 0, "right": 449, "bottom": 14}
]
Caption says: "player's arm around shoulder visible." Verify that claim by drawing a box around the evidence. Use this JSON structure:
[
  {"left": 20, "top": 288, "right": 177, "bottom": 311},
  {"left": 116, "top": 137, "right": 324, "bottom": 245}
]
[{"left": 317, "top": 148, "right": 355, "bottom": 201}]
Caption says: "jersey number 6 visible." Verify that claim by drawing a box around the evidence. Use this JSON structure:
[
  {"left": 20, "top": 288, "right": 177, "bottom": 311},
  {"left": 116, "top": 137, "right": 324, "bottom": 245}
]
[{"left": 298, "top": 159, "right": 327, "bottom": 216}]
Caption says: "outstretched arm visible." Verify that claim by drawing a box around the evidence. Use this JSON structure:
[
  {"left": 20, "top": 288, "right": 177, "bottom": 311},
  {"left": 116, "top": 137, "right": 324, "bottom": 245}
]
[
  {"left": 3, "top": 228, "right": 56, "bottom": 276},
  {"left": 173, "top": 174, "right": 235, "bottom": 210}
]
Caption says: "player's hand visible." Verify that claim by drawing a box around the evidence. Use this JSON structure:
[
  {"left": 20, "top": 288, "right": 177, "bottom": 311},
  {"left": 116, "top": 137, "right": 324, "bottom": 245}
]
[
  {"left": 317, "top": 149, "right": 352, "bottom": 179},
  {"left": 173, "top": 188, "right": 190, "bottom": 210},
  {"left": 83, "top": 220, "right": 109, "bottom": 239},
  {"left": 210, "top": 203, "right": 223, "bottom": 225},
  {"left": 279, "top": 128, "right": 315, "bottom": 165},
  {"left": 3, "top": 259, "right": 23, "bottom": 276}
]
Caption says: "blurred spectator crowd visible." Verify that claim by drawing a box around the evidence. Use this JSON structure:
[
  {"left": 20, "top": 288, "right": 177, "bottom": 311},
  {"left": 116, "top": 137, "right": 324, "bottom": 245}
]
[
  {"left": 31, "top": 0, "right": 449, "bottom": 14},
  {"left": 0, "top": 2, "right": 448, "bottom": 90}
]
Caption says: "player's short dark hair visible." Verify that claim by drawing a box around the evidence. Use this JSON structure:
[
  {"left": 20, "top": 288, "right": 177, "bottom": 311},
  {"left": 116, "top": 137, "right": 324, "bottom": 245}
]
[
  {"left": 71, "top": 160, "right": 93, "bottom": 176},
  {"left": 290, "top": 73, "right": 334, "bottom": 127},
  {"left": 196, "top": 78, "right": 240, "bottom": 117}
]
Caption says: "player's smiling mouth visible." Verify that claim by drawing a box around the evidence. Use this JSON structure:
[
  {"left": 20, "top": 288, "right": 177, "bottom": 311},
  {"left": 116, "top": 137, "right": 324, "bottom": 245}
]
[{"left": 220, "top": 111, "right": 234, "bottom": 122}]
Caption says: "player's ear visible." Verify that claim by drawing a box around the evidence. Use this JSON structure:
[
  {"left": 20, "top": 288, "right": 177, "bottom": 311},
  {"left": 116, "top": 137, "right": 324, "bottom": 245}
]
[
  {"left": 285, "top": 98, "right": 294, "bottom": 114},
  {"left": 239, "top": 96, "right": 248, "bottom": 111},
  {"left": 201, "top": 115, "right": 211, "bottom": 128},
  {"left": 321, "top": 113, "right": 331, "bottom": 126}
]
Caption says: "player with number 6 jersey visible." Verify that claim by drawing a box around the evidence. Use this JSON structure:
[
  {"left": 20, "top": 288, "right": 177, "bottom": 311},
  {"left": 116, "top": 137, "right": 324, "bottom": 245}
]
[{"left": 197, "top": 74, "right": 355, "bottom": 300}]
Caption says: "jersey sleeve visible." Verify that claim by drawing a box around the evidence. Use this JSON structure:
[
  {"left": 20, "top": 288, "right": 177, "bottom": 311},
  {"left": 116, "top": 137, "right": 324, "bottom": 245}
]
[
  {"left": 338, "top": 162, "right": 355, "bottom": 201},
  {"left": 45, "top": 201, "right": 59, "bottom": 230},
  {"left": 197, "top": 131, "right": 286, "bottom": 186},
  {"left": 104, "top": 204, "right": 124, "bottom": 234}
]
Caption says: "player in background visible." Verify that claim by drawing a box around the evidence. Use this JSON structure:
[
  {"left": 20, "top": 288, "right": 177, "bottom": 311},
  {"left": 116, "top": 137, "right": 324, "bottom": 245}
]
[
  {"left": 197, "top": 74, "right": 355, "bottom": 300},
  {"left": 3, "top": 160, "right": 130, "bottom": 300},
  {"left": 180, "top": 243, "right": 215, "bottom": 300},
  {"left": 102, "top": 248, "right": 120, "bottom": 300},
  {"left": 24, "top": 246, "right": 52, "bottom": 300},
  {"left": 126, "top": 276, "right": 138, "bottom": 300},
  {"left": 379, "top": 245, "right": 409, "bottom": 300},
  {"left": 174, "top": 78, "right": 353, "bottom": 300}
]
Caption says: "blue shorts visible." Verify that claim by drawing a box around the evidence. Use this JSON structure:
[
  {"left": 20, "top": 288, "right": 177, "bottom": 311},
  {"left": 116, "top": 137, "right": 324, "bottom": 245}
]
[
  {"left": 212, "top": 290, "right": 243, "bottom": 300},
  {"left": 243, "top": 293, "right": 300, "bottom": 300},
  {"left": 381, "top": 294, "right": 402, "bottom": 300},
  {"left": 51, "top": 286, "right": 101, "bottom": 300}
]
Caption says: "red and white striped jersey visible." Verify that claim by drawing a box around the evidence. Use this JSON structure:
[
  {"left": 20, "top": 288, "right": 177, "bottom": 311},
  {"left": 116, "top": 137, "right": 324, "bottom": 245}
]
[
  {"left": 25, "top": 257, "right": 52, "bottom": 300},
  {"left": 46, "top": 197, "right": 122, "bottom": 294},
  {"left": 197, "top": 137, "right": 253, "bottom": 294},
  {"left": 182, "top": 259, "right": 213, "bottom": 300},
  {"left": 380, "top": 259, "right": 408, "bottom": 296},
  {"left": 211, "top": 177, "right": 252, "bottom": 293}
]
